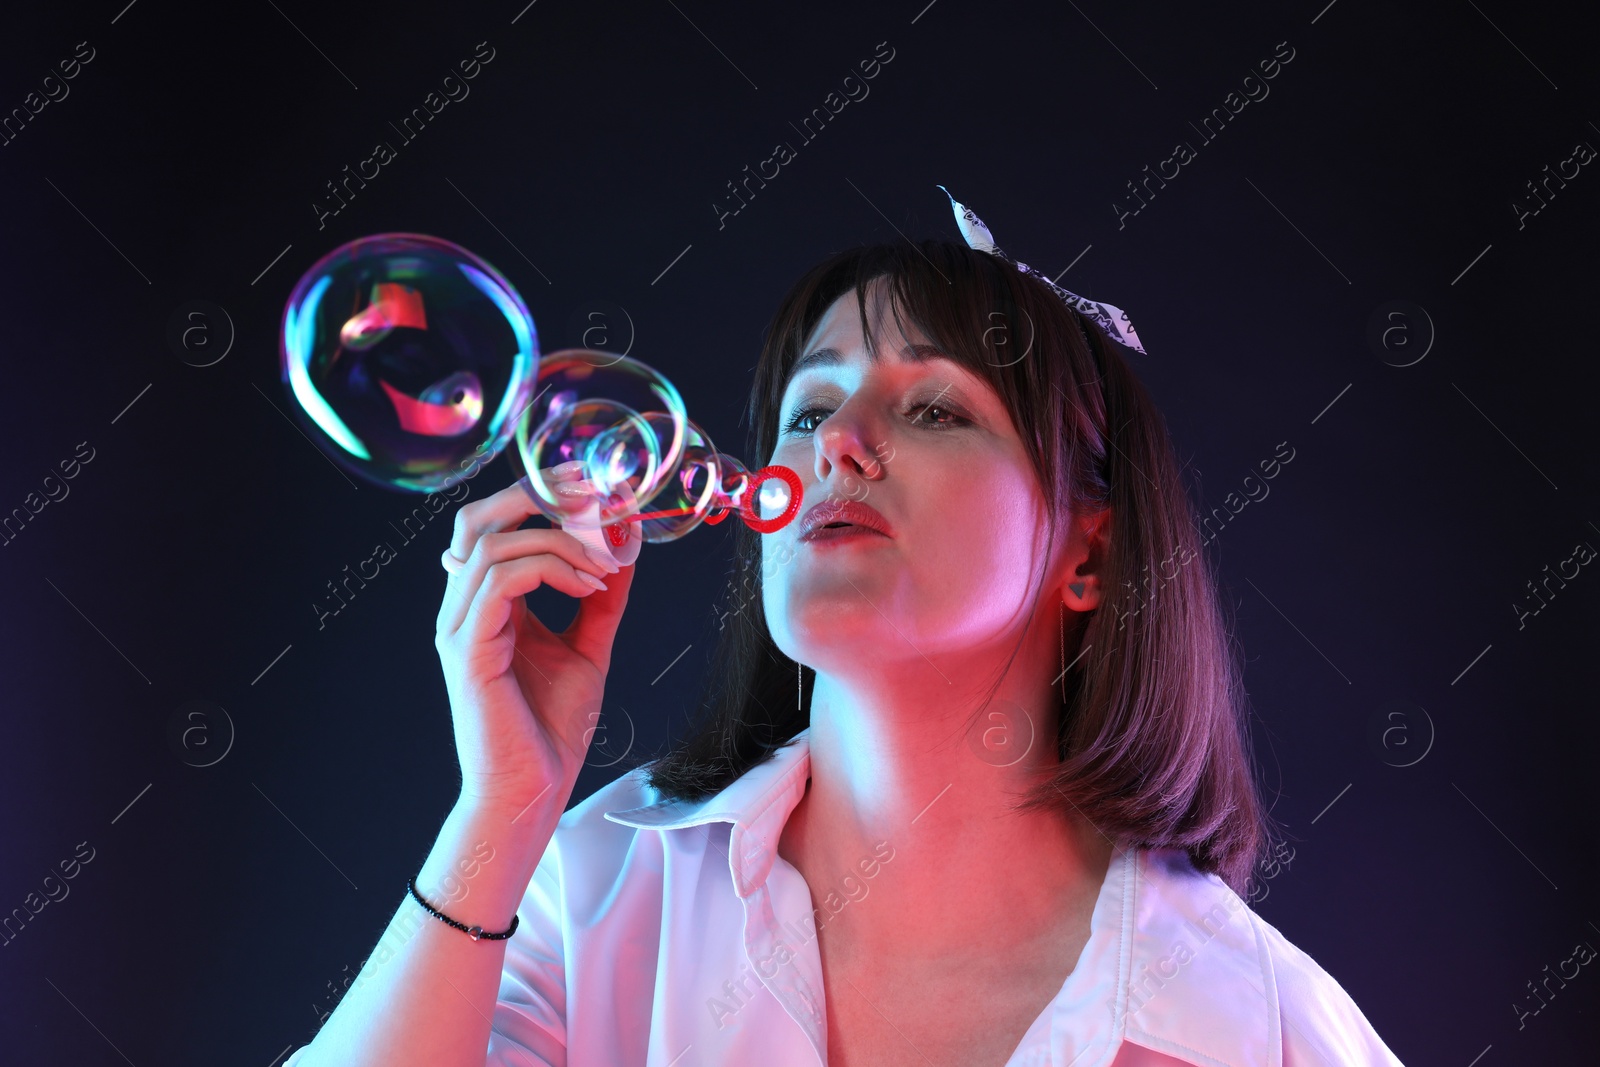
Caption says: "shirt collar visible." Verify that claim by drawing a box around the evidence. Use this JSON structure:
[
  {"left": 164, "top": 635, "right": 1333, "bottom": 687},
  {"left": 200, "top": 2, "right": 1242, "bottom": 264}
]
[
  {"left": 604, "top": 729, "right": 1279, "bottom": 1067},
  {"left": 603, "top": 728, "right": 813, "bottom": 899},
  {"left": 1110, "top": 847, "right": 1282, "bottom": 1067}
]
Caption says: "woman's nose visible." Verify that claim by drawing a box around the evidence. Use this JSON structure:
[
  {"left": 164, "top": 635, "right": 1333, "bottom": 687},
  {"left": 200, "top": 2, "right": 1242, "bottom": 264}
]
[{"left": 814, "top": 396, "right": 887, "bottom": 487}]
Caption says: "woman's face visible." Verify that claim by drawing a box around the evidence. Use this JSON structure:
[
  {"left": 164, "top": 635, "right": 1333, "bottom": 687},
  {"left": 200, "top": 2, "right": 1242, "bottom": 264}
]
[{"left": 762, "top": 279, "right": 1060, "bottom": 677}]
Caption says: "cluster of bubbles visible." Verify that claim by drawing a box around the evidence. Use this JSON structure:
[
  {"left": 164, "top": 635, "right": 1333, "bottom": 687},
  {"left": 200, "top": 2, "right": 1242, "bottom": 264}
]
[{"left": 278, "top": 234, "right": 799, "bottom": 548}]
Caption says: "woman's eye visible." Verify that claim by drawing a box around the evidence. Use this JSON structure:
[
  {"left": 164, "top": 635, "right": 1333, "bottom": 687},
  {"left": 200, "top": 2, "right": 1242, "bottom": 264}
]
[
  {"left": 782, "top": 406, "right": 831, "bottom": 435},
  {"left": 781, "top": 401, "right": 968, "bottom": 436},
  {"left": 907, "top": 403, "right": 965, "bottom": 428}
]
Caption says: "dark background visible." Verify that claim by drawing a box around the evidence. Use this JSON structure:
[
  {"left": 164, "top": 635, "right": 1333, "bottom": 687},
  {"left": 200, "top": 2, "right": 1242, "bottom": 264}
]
[{"left": 1, "top": 1, "right": 1596, "bottom": 1063}]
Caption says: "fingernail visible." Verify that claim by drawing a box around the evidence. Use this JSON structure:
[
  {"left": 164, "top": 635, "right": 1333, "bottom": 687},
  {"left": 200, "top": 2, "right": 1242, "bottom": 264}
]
[
  {"left": 576, "top": 571, "right": 609, "bottom": 591},
  {"left": 555, "top": 482, "right": 591, "bottom": 498},
  {"left": 550, "top": 460, "right": 585, "bottom": 476},
  {"left": 584, "top": 547, "right": 620, "bottom": 574}
]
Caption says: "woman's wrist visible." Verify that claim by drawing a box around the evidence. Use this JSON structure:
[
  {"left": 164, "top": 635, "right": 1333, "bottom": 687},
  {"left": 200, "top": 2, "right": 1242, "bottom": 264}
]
[
  {"left": 455, "top": 775, "right": 573, "bottom": 840},
  {"left": 414, "top": 798, "right": 558, "bottom": 935}
]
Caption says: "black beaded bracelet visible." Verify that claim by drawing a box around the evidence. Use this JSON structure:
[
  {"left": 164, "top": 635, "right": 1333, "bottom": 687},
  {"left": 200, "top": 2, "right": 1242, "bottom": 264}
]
[{"left": 408, "top": 875, "right": 520, "bottom": 942}]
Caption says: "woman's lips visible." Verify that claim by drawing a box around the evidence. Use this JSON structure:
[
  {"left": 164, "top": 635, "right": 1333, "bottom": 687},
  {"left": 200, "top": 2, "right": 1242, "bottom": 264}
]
[{"left": 802, "top": 523, "right": 891, "bottom": 544}]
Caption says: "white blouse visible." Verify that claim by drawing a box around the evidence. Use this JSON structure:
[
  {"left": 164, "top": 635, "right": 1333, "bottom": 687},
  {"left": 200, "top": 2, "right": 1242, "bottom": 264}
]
[{"left": 286, "top": 729, "right": 1406, "bottom": 1066}]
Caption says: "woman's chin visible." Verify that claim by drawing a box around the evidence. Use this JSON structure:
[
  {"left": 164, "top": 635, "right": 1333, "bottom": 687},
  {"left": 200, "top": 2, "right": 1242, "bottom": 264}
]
[{"left": 785, "top": 601, "right": 919, "bottom": 654}]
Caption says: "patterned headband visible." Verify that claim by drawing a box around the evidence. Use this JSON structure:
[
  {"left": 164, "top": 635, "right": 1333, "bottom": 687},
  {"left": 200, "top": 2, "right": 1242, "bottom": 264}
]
[{"left": 938, "top": 186, "right": 1145, "bottom": 356}]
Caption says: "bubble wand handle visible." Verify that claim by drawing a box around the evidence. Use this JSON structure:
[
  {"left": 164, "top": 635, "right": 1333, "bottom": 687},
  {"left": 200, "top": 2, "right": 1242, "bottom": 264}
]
[
  {"left": 556, "top": 480, "right": 644, "bottom": 568},
  {"left": 560, "top": 507, "right": 645, "bottom": 569}
]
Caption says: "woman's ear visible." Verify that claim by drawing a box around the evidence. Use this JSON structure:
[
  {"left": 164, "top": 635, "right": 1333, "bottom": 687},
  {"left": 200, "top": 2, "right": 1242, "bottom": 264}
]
[{"left": 1061, "top": 506, "right": 1112, "bottom": 611}]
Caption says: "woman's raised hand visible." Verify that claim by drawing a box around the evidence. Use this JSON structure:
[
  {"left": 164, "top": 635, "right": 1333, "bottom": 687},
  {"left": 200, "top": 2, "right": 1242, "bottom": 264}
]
[{"left": 434, "top": 463, "right": 636, "bottom": 819}]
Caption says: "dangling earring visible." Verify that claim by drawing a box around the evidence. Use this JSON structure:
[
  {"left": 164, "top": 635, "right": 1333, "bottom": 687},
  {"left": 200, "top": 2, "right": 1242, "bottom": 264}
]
[{"left": 1059, "top": 599, "right": 1067, "bottom": 703}]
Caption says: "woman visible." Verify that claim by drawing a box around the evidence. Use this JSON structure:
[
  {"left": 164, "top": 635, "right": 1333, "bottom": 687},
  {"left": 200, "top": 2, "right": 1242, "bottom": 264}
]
[{"left": 283, "top": 223, "right": 1406, "bottom": 1065}]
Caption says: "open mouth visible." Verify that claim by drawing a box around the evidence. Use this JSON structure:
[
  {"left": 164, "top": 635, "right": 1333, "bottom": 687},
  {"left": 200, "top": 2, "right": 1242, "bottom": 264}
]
[
  {"left": 804, "top": 520, "right": 887, "bottom": 542},
  {"left": 798, "top": 499, "right": 892, "bottom": 541}
]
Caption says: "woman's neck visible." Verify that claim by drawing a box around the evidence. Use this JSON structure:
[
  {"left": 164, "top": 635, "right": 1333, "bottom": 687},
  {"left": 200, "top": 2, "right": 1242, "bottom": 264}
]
[{"left": 776, "top": 672, "right": 1115, "bottom": 966}]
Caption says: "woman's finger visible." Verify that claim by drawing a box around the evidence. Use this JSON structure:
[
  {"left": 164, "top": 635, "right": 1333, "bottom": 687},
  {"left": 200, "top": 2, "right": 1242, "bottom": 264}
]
[
  {"left": 560, "top": 556, "right": 637, "bottom": 672},
  {"left": 442, "top": 481, "right": 621, "bottom": 580},
  {"left": 444, "top": 464, "right": 587, "bottom": 569},
  {"left": 439, "top": 525, "right": 605, "bottom": 638},
  {"left": 452, "top": 554, "right": 609, "bottom": 653},
  {"left": 437, "top": 526, "right": 617, "bottom": 638}
]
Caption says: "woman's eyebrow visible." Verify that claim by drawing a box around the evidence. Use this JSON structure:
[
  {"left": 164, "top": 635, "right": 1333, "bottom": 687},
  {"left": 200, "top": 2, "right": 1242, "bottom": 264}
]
[{"left": 789, "top": 342, "right": 950, "bottom": 377}]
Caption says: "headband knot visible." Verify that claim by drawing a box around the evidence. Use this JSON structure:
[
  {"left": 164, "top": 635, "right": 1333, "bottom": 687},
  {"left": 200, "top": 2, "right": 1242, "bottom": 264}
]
[{"left": 938, "top": 185, "right": 1145, "bottom": 355}]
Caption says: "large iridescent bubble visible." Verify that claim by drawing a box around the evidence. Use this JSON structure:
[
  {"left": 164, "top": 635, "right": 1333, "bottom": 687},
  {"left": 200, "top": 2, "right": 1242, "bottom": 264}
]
[
  {"left": 508, "top": 350, "right": 801, "bottom": 565},
  {"left": 279, "top": 234, "right": 538, "bottom": 492}
]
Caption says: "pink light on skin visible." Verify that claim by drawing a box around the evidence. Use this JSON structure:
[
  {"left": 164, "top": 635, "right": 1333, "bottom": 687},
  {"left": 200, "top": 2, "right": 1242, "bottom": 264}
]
[
  {"left": 801, "top": 524, "right": 889, "bottom": 545},
  {"left": 763, "top": 278, "right": 1114, "bottom": 962}
]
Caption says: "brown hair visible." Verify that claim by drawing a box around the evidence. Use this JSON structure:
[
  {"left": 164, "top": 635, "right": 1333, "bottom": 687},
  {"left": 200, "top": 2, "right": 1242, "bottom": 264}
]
[{"left": 643, "top": 237, "right": 1279, "bottom": 895}]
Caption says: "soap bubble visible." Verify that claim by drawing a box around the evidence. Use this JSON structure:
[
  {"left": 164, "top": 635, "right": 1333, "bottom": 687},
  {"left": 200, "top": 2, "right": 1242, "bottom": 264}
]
[
  {"left": 275, "top": 235, "right": 803, "bottom": 554},
  {"left": 510, "top": 350, "right": 802, "bottom": 542},
  {"left": 279, "top": 233, "right": 539, "bottom": 492},
  {"left": 511, "top": 350, "right": 686, "bottom": 529}
]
